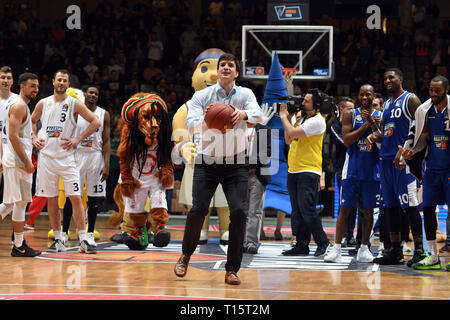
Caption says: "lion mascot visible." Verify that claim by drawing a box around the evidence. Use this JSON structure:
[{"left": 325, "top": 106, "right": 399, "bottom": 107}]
[
  {"left": 172, "top": 48, "right": 230, "bottom": 245},
  {"left": 110, "top": 92, "right": 173, "bottom": 250}
]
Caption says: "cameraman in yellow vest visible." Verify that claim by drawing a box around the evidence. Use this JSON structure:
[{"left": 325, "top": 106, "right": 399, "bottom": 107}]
[{"left": 278, "top": 89, "right": 330, "bottom": 257}]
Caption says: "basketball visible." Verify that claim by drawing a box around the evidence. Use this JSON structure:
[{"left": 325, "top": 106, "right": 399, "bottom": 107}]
[{"left": 204, "top": 102, "right": 234, "bottom": 131}]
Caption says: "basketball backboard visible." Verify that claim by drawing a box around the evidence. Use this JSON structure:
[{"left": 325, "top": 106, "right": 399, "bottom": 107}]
[{"left": 241, "top": 25, "right": 334, "bottom": 81}]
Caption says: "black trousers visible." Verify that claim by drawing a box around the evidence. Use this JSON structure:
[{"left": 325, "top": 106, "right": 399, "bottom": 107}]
[
  {"left": 182, "top": 161, "right": 249, "bottom": 273},
  {"left": 288, "top": 172, "right": 329, "bottom": 247}
]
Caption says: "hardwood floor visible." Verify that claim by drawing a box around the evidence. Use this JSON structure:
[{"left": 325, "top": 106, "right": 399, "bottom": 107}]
[{"left": 0, "top": 214, "right": 448, "bottom": 301}]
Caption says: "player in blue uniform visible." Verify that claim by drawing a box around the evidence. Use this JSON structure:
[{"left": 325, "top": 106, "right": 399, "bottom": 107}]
[
  {"left": 325, "top": 84, "right": 381, "bottom": 263},
  {"left": 400, "top": 75, "right": 449, "bottom": 270},
  {"left": 367, "top": 68, "right": 425, "bottom": 265}
]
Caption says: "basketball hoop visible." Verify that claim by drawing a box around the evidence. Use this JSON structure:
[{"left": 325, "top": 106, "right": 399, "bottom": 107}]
[{"left": 282, "top": 68, "right": 298, "bottom": 95}]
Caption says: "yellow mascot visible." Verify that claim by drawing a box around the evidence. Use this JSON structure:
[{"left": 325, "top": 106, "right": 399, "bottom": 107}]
[{"left": 172, "top": 48, "right": 230, "bottom": 245}]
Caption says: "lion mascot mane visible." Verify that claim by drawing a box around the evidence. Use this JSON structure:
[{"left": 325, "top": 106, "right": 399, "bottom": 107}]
[{"left": 110, "top": 92, "right": 174, "bottom": 249}]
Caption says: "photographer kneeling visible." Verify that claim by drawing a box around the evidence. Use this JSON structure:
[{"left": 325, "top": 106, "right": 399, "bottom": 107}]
[{"left": 279, "top": 89, "right": 330, "bottom": 257}]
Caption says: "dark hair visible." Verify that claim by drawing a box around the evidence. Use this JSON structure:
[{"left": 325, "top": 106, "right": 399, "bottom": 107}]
[
  {"left": 85, "top": 85, "right": 100, "bottom": 92},
  {"left": 338, "top": 97, "right": 354, "bottom": 109},
  {"left": 53, "top": 69, "right": 69, "bottom": 79},
  {"left": 307, "top": 88, "right": 323, "bottom": 110},
  {"left": 18, "top": 72, "right": 38, "bottom": 84},
  {"left": 217, "top": 53, "right": 240, "bottom": 74},
  {"left": 0, "top": 66, "right": 12, "bottom": 74},
  {"left": 431, "top": 75, "right": 449, "bottom": 88},
  {"left": 385, "top": 68, "right": 403, "bottom": 78}
]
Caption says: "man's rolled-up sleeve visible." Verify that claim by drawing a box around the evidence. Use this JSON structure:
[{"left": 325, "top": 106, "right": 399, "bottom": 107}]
[{"left": 243, "top": 89, "right": 263, "bottom": 124}]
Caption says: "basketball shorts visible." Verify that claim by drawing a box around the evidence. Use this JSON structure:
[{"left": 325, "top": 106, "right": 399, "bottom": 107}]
[
  {"left": 340, "top": 178, "right": 380, "bottom": 209},
  {"left": 2, "top": 167, "right": 32, "bottom": 203},
  {"left": 76, "top": 151, "right": 105, "bottom": 197},
  {"left": 380, "top": 159, "right": 418, "bottom": 209},
  {"left": 422, "top": 170, "right": 450, "bottom": 207},
  {"left": 124, "top": 175, "right": 167, "bottom": 213},
  {"left": 36, "top": 153, "right": 81, "bottom": 197}
]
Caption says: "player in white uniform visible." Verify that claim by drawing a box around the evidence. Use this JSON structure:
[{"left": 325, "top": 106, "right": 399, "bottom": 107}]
[
  {"left": 62, "top": 86, "right": 110, "bottom": 246},
  {"left": 2, "top": 72, "right": 41, "bottom": 257},
  {"left": 0, "top": 66, "right": 18, "bottom": 222},
  {"left": 31, "top": 70, "right": 101, "bottom": 253}
]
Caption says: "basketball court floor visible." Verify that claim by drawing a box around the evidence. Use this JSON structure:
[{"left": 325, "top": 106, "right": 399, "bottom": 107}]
[{"left": 0, "top": 213, "right": 448, "bottom": 303}]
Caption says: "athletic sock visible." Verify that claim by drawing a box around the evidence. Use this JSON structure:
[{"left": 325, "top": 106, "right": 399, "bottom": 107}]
[
  {"left": 78, "top": 229, "right": 87, "bottom": 242},
  {"left": 427, "top": 240, "right": 438, "bottom": 259},
  {"left": 14, "top": 232, "right": 24, "bottom": 248},
  {"left": 54, "top": 230, "right": 62, "bottom": 241}
]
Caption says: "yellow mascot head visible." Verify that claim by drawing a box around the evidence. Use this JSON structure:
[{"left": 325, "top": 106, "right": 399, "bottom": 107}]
[
  {"left": 66, "top": 87, "right": 85, "bottom": 103},
  {"left": 191, "top": 48, "right": 225, "bottom": 92}
]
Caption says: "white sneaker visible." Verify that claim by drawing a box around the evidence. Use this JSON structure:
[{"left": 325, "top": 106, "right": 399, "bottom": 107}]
[
  {"left": 377, "top": 243, "right": 384, "bottom": 258},
  {"left": 46, "top": 239, "right": 66, "bottom": 253},
  {"left": 86, "top": 232, "right": 97, "bottom": 247},
  {"left": 79, "top": 240, "right": 97, "bottom": 254},
  {"left": 324, "top": 244, "right": 342, "bottom": 263},
  {"left": 356, "top": 245, "right": 374, "bottom": 263},
  {"left": 62, "top": 232, "right": 69, "bottom": 246}
]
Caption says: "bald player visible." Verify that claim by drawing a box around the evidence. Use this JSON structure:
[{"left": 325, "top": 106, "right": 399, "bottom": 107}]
[{"left": 325, "top": 84, "right": 382, "bottom": 263}]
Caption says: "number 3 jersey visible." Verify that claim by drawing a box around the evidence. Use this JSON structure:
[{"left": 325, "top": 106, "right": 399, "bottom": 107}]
[
  {"left": 380, "top": 91, "right": 413, "bottom": 160},
  {"left": 39, "top": 95, "right": 77, "bottom": 159},
  {"left": 342, "top": 108, "right": 382, "bottom": 181}
]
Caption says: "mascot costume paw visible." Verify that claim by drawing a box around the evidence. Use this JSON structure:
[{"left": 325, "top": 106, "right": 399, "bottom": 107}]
[
  {"left": 172, "top": 48, "right": 230, "bottom": 245},
  {"left": 110, "top": 93, "right": 173, "bottom": 250}
]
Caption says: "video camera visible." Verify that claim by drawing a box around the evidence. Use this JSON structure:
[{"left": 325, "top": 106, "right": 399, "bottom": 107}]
[{"left": 275, "top": 90, "right": 338, "bottom": 117}]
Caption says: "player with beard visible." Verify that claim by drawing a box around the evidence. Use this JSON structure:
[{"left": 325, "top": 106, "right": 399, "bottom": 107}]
[
  {"left": 367, "top": 68, "right": 425, "bottom": 266},
  {"left": 61, "top": 86, "right": 110, "bottom": 247},
  {"left": 325, "top": 85, "right": 382, "bottom": 263},
  {"left": 31, "top": 70, "right": 101, "bottom": 253},
  {"left": 2, "top": 73, "right": 41, "bottom": 256},
  {"left": 400, "top": 75, "right": 449, "bottom": 270}
]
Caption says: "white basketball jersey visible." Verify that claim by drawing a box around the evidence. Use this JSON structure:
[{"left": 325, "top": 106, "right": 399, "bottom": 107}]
[
  {"left": 2, "top": 96, "right": 33, "bottom": 168},
  {"left": 0, "top": 92, "right": 19, "bottom": 159},
  {"left": 132, "top": 145, "right": 160, "bottom": 188},
  {"left": 75, "top": 106, "right": 105, "bottom": 153},
  {"left": 39, "top": 95, "right": 77, "bottom": 158}
]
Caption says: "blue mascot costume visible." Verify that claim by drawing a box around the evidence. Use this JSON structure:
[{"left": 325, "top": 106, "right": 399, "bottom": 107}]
[{"left": 262, "top": 53, "right": 292, "bottom": 223}]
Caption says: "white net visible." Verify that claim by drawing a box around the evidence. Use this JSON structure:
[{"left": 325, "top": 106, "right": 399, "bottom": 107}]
[{"left": 282, "top": 68, "right": 297, "bottom": 96}]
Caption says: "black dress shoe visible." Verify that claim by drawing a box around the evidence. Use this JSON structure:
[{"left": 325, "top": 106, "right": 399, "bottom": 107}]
[
  {"left": 314, "top": 243, "right": 330, "bottom": 257},
  {"left": 110, "top": 231, "right": 129, "bottom": 243},
  {"left": 282, "top": 245, "right": 309, "bottom": 256}
]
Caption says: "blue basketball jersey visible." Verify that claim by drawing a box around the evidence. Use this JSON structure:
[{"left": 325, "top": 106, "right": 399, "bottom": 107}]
[
  {"left": 342, "top": 108, "right": 382, "bottom": 181},
  {"left": 380, "top": 91, "right": 413, "bottom": 160},
  {"left": 426, "top": 106, "right": 450, "bottom": 173}
]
